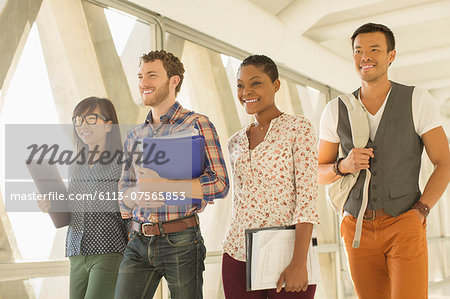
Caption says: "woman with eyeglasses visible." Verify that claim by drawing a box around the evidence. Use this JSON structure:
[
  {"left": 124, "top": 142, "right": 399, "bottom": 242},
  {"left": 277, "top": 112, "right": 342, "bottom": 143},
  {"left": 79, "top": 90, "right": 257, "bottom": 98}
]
[{"left": 38, "top": 97, "right": 128, "bottom": 299}]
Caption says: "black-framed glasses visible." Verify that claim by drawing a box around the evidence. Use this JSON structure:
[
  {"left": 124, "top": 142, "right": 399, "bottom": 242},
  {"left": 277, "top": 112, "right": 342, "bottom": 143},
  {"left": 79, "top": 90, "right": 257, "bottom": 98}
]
[{"left": 72, "top": 113, "right": 108, "bottom": 127}]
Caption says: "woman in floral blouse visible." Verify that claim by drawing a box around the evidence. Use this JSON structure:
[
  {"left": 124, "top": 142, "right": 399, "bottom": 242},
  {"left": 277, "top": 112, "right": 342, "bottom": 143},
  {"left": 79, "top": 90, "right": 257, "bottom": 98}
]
[{"left": 222, "top": 55, "right": 320, "bottom": 298}]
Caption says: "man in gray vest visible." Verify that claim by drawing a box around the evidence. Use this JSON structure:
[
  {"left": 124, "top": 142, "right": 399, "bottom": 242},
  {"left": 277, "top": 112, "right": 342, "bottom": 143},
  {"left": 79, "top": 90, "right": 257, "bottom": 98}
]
[{"left": 318, "top": 23, "right": 450, "bottom": 299}]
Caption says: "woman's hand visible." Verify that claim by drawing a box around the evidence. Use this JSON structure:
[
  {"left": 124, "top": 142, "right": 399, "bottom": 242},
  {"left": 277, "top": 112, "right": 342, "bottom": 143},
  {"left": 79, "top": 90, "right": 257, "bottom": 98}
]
[
  {"left": 276, "top": 262, "right": 308, "bottom": 293},
  {"left": 37, "top": 197, "right": 51, "bottom": 213}
]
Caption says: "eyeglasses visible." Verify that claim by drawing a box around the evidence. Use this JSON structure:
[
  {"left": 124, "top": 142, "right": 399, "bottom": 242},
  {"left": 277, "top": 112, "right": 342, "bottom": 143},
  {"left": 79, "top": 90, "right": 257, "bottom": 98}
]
[{"left": 72, "top": 113, "right": 108, "bottom": 127}]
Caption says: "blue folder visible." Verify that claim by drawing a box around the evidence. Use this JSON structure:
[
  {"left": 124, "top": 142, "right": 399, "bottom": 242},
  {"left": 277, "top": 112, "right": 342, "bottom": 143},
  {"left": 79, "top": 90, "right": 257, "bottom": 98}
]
[
  {"left": 143, "top": 135, "right": 206, "bottom": 206},
  {"left": 143, "top": 135, "right": 205, "bottom": 179}
]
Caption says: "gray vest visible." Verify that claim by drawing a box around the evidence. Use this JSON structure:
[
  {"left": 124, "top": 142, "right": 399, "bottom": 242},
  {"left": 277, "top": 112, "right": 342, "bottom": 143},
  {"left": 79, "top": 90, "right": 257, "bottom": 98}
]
[{"left": 338, "top": 82, "right": 423, "bottom": 217}]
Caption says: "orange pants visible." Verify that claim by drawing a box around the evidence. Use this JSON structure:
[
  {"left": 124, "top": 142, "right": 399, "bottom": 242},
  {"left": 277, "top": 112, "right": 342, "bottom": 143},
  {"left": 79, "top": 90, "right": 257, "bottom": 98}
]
[{"left": 341, "top": 209, "right": 428, "bottom": 299}]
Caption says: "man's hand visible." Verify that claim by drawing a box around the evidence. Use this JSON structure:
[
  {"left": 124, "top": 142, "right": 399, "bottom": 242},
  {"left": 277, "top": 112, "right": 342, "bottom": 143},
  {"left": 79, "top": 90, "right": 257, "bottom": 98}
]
[
  {"left": 276, "top": 262, "right": 308, "bottom": 293},
  {"left": 340, "top": 148, "right": 374, "bottom": 174},
  {"left": 135, "top": 166, "right": 167, "bottom": 184},
  {"left": 412, "top": 209, "right": 426, "bottom": 225},
  {"left": 134, "top": 166, "right": 166, "bottom": 208}
]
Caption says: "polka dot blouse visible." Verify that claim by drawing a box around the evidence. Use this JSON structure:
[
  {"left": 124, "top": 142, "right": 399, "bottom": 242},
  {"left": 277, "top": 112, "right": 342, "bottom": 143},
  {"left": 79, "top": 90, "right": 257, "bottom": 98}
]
[{"left": 66, "top": 161, "right": 129, "bottom": 257}]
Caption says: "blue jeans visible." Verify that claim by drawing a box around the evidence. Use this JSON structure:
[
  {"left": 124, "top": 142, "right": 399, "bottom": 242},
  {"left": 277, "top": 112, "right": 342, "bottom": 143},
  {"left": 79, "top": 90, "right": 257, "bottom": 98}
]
[{"left": 114, "top": 225, "right": 206, "bottom": 299}]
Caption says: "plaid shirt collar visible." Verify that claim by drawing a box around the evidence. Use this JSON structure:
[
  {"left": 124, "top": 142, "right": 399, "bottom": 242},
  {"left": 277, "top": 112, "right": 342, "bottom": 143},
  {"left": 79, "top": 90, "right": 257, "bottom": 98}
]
[{"left": 144, "top": 101, "right": 182, "bottom": 126}]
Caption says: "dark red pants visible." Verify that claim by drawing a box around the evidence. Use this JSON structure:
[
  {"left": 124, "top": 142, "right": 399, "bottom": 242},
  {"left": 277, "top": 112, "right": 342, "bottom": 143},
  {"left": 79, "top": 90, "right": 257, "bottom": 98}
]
[{"left": 222, "top": 253, "right": 316, "bottom": 299}]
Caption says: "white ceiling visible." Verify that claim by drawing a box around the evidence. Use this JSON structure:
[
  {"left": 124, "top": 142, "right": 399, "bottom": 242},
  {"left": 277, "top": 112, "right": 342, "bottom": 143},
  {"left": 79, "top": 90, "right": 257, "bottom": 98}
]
[
  {"left": 252, "top": 0, "right": 450, "bottom": 111},
  {"left": 249, "top": 0, "right": 293, "bottom": 15},
  {"left": 130, "top": 0, "right": 449, "bottom": 115}
]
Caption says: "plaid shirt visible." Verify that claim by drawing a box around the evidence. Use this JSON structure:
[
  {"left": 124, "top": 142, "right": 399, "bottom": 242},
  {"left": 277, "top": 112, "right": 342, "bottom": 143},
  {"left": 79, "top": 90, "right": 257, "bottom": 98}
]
[{"left": 119, "top": 101, "right": 229, "bottom": 223}]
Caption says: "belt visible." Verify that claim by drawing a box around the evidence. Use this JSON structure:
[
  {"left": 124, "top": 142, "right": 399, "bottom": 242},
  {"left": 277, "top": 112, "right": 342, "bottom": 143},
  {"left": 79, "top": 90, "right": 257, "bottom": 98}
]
[
  {"left": 363, "top": 209, "right": 390, "bottom": 220},
  {"left": 131, "top": 215, "right": 199, "bottom": 237}
]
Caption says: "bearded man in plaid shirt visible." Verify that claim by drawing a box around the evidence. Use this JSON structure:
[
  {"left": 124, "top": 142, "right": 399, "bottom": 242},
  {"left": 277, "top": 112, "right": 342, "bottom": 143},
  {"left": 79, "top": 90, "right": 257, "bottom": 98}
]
[{"left": 115, "top": 50, "right": 229, "bottom": 299}]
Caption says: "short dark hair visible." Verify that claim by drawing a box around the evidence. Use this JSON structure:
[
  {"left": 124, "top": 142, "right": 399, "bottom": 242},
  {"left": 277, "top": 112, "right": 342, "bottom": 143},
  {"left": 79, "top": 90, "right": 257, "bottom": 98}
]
[
  {"left": 239, "top": 55, "right": 279, "bottom": 82},
  {"left": 139, "top": 50, "right": 185, "bottom": 95},
  {"left": 351, "top": 23, "right": 395, "bottom": 52}
]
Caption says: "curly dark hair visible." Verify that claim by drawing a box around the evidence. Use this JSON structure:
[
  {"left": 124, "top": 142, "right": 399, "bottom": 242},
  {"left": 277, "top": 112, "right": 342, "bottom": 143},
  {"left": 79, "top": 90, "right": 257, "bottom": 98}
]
[
  {"left": 139, "top": 50, "right": 185, "bottom": 94},
  {"left": 351, "top": 23, "right": 396, "bottom": 52},
  {"left": 239, "top": 55, "right": 279, "bottom": 82}
]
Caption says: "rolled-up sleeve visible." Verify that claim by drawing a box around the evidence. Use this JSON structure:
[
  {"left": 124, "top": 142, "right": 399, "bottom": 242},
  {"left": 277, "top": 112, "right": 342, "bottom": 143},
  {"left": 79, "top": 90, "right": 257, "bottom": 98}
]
[
  {"left": 195, "top": 115, "right": 229, "bottom": 202},
  {"left": 292, "top": 118, "right": 320, "bottom": 225}
]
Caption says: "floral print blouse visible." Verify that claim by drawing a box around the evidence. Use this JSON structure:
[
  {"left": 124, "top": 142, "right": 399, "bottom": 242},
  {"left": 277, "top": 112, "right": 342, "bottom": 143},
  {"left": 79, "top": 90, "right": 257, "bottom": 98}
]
[{"left": 223, "top": 113, "right": 320, "bottom": 261}]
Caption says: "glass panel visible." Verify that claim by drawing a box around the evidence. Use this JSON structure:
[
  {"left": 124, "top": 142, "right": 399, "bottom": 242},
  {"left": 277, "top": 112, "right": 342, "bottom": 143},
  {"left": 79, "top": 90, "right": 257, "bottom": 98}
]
[
  {"left": 0, "top": 279, "right": 35, "bottom": 299},
  {"left": 0, "top": 275, "right": 69, "bottom": 298},
  {"left": 220, "top": 54, "right": 253, "bottom": 127},
  {"left": 104, "top": 8, "right": 137, "bottom": 56},
  {"left": 0, "top": 24, "right": 58, "bottom": 125},
  {"left": 32, "top": 276, "right": 69, "bottom": 299},
  {"left": 295, "top": 84, "right": 327, "bottom": 132},
  {"left": 104, "top": 6, "right": 157, "bottom": 108},
  {"left": 0, "top": 24, "right": 61, "bottom": 263},
  {"left": 315, "top": 252, "right": 339, "bottom": 299}
]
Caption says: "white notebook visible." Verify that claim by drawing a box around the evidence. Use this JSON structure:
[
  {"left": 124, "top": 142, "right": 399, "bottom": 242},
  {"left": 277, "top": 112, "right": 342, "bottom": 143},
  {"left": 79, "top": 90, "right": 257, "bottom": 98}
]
[{"left": 245, "top": 226, "right": 321, "bottom": 291}]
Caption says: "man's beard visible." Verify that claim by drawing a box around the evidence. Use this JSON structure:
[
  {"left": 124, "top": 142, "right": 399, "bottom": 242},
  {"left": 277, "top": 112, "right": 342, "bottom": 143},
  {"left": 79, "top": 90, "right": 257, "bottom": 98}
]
[{"left": 145, "top": 79, "right": 170, "bottom": 107}]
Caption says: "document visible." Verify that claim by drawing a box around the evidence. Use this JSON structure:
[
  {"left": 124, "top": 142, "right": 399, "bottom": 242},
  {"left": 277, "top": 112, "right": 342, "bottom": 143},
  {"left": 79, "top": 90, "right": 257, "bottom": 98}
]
[
  {"left": 26, "top": 159, "right": 71, "bottom": 228},
  {"left": 245, "top": 226, "right": 321, "bottom": 291}
]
